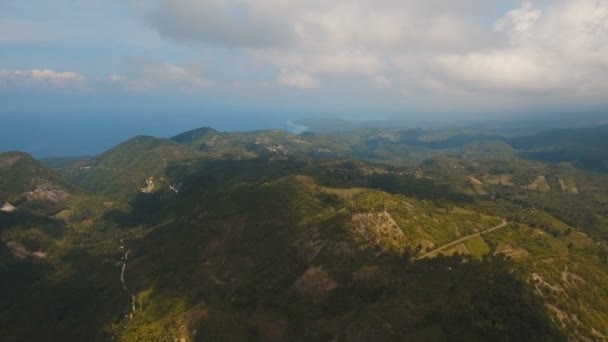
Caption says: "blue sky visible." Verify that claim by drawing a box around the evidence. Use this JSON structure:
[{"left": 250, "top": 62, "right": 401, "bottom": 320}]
[{"left": 1, "top": 1, "right": 607, "bottom": 156}]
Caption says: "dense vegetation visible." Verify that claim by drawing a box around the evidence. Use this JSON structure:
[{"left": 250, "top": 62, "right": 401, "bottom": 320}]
[
  {"left": 1, "top": 124, "right": 608, "bottom": 341},
  {"left": 509, "top": 126, "right": 608, "bottom": 173}
]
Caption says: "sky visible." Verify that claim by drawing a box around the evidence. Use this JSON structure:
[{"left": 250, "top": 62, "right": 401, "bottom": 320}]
[{"left": 1, "top": 0, "right": 608, "bottom": 156}]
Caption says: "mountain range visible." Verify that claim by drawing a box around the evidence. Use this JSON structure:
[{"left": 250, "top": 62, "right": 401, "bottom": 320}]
[{"left": 1, "top": 124, "right": 608, "bottom": 341}]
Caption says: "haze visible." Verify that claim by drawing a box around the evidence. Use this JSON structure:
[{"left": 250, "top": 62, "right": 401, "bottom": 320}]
[{"left": 1, "top": 0, "right": 608, "bottom": 156}]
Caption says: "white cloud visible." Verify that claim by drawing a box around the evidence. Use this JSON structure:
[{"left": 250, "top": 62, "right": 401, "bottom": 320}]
[
  {"left": 110, "top": 58, "right": 211, "bottom": 92},
  {"left": 108, "top": 74, "right": 128, "bottom": 82},
  {"left": 0, "top": 61, "right": 212, "bottom": 94},
  {"left": 133, "top": 0, "right": 608, "bottom": 104},
  {"left": 494, "top": 2, "right": 542, "bottom": 33},
  {"left": 435, "top": 0, "right": 608, "bottom": 97},
  {"left": 435, "top": 51, "right": 563, "bottom": 93},
  {"left": 135, "top": 0, "right": 493, "bottom": 92},
  {"left": 25, "top": 69, "right": 84, "bottom": 81},
  {"left": 254, "top": 50, "right": 385, "bottom": 77},
  {"left": 278, "top": 70, "right": 319, "bottom": 89},
  {"left": 132, "top": 0, "right": 292, "bottom": 48},
  {"left": 371, "top": 75, "right": 391, "bottom": 89},
  {"left": 0, "top": 68, "right": 85, "bottom": 90},
  {"left": 3, "top": 0, "right": 606, "bottom": 109}
]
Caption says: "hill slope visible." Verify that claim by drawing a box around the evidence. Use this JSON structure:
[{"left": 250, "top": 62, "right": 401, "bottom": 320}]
[
  {"left": 62, "top": 136, "right": 200, "bottom": 198},
  {"left": 115, "top": 170, "right": 565, "bottom": 341},
  {"left": 112, "top": 157, "right": 608, "bottom": 340},
  {"left": 509, "top": 126, "right": 608, "bottom": 173},
  {"left": 0, "top": 151, "right": 73, "bottom": 205},
  {"left": 2, "top": 126, "right": 608, "bottom": 341}
]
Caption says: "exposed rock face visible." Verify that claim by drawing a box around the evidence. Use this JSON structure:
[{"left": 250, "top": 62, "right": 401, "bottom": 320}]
[
  {"left": 1, "top": 202, "right": 17, "bottom": 212},
  {"left": 527, "top": 175, "right": 551, "bottom": 192},
  {"left": 141, "top": 177, "right": 155, "bottom": 193},
  {"left": 5, "top": 242, "right": 47, "bottom": 260},
  {"left": 0, "top": 154, "right": 24, "bottom": 169},
  {"left": 558, "top": 177, "right": 568, "bottom": 191},
  {"left": 293, "top": 266, "right": 338, "bottom": 298},
  {"left": 557, "top": 176, "right": 579, "bottom": 193},
  {"left": 353, "top": 265, "right": 382, "bottom": 281},
  {"left": 484, "top": 174, "right": 514, "bottom": 186},
  {"left": 25, "top": 188, "right": 70, "bottom": 202},
  {"left": 469, "top": 177, "right": 488, "bottom": 195},
  {"left": 349, "top": 211, "right": 406, "bottom": 254}
]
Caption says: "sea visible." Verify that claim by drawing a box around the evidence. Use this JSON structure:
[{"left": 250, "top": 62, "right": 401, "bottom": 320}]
[{"left": 0, "top": 110, "right": 309, "bottom": 158}]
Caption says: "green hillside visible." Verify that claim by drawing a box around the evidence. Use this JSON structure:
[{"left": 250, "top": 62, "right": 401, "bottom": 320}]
[
  {"left": 62, "top": 136, "right": 200, "bottom": 198},
  {"left": 509, "top": 126, "right": 608, "bottom": 173},
  {"left": 2, "top": 126, "right": 608, "bottom": 341},
  {"left": 113, "top": 171, "right": 561, "bottom": 341},
  {"left": 106, "top": 156, "right": 607, "bottom": 341},
  {"left": 169, "top": 127, "right": 456, "bottom": 164},
  {"left": 0, "top": 151, "right": 74, "bottom": 205}
]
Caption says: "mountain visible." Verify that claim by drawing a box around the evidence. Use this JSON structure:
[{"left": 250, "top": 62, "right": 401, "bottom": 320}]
[
  {"left": 169, "top": 126, "right": 457, "bottom": 165},
  {"left": 171, "top": 127, "right": 314, "bottom": 159},
  {"left": 62, "top": 136, "right": 200, "bottom": 198},
  {"left": 509, "top": 126, "right": 608, "bottom": 173},
  {"left": 170, "top": 126, "right": 219, "bottom": 145},
  {"left": 103, "top": 158, "right": 608, "bottom": 340},
  {"left": 410, "top": 155, "right": 608, "bottom": 241},
  {"left": 2, "top": 125, "right": 608, "bottom": 341},
  {"left": 0, "top": 151, "right": 73, "bottom": 205}
]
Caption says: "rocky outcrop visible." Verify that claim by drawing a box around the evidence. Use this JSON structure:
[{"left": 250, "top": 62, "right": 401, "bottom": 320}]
[
  {"left": 0, "top": 202, "right": 17, "bottom": 212},
  {"left": 349, "top": 211, "right": 406, "bottom": 254}
]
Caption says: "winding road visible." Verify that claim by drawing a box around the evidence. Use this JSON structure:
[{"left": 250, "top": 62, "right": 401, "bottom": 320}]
[
  {"left": 121, "top": 249, "right": 136, "bottom": 314},
  {"left": 417, "top": 220, "right": 508, "bottom": 260}
]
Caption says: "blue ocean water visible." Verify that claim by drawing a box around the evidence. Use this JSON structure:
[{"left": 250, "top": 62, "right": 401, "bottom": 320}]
[{"left": 0, "top": 110, "right": 307, "bottom": 158}]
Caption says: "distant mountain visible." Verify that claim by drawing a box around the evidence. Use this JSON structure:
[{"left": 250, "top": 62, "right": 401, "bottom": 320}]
[
  {"left": 61, "top": 136, "right": 200, "bottom": 198},
  {"left": 2, "top": 125, "right": 608, "bottom": 341},
  {"left": 171, "top": 127, "right": 309, "bottom": 159},
  {"left": 0, "top": 151, "right": 72, "bottom": 204},
  {"left": 170, "top": 126, "right": 219, "bottom": 145},
  {"left": 169, "top": 126, "right": 516, "bottom": 167},
  {"left": 509, "top": 126, "right": 608, "bottom": 173}
]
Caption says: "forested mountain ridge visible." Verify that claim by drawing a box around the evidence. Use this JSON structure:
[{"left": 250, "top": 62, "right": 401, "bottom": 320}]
[
  {"left": 59, "top": 136, "right": 200, "bottom": 198},
  {"left": 0, "top": 151, "right": 76, "bottom": 213},
  {"left": 1, "top": 125, "right": 608, "bottom": 341}
]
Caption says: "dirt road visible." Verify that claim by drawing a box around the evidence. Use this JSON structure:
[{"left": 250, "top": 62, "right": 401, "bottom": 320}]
[{"left": 417, "top": 220, "right": 508, "bottom": 259}]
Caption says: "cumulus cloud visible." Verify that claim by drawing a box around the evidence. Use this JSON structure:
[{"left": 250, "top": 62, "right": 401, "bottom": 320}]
[
  {"left": 371, "top": 75, "right": 391, "bottom": 89},
  {"left": 3, "top": 1, "right": 605, "bottom": 106},
  {"left": 435, "top": 52, "right": 563, "bottom": 93},
  {"left": 134, "top": 1, "right": 492, "bottom": 50},
  {"left": 134, "top": 0, "right": 494, "bottom": 91},
  {"left": 30, "top": 69, "right": 80, "bottom": 80},
  {"left": 0, "top": 69, "right": 85, "bottom": 90},
  {"left": 278, "top": 70, "right": 319, "bottom": 89},
  {"left": 436, "top": 1, "right": 608, "bottom": 96},
  {"left": 0, "top": 61, "right": 212, "bottom": 95},
  {"left": 494, "top": 2, "right": 542, "bottom": 33},
  {"left": 134, "top": 0, "right": 608, "bottom": 102},
  {"left": 109, "top": 58, "right": 211, "bottom": 92},
  {"left": 132, "top": 0, "right": 293, "bottom": 48}
]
